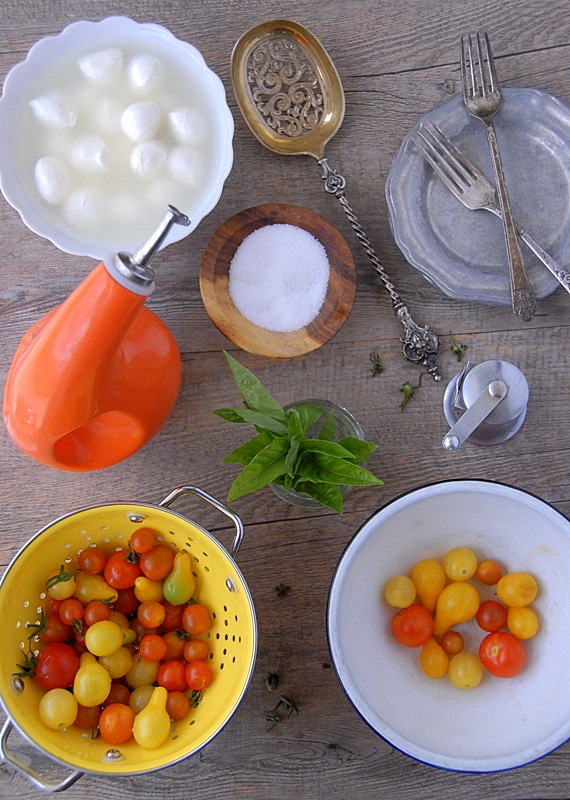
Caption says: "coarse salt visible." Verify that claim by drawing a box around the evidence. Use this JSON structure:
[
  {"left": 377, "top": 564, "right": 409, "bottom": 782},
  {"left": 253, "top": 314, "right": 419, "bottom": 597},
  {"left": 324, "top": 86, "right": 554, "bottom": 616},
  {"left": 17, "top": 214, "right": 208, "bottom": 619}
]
[{"left": 228, "top": 223, "right": 330, "bottom": 333}]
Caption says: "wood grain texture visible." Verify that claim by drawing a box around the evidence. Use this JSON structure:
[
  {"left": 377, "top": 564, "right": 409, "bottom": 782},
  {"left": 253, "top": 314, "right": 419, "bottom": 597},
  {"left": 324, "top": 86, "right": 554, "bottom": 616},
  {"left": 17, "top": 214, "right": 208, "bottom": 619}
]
[{"left": 0, "top": 1, "right": 569, "bottom": 798}]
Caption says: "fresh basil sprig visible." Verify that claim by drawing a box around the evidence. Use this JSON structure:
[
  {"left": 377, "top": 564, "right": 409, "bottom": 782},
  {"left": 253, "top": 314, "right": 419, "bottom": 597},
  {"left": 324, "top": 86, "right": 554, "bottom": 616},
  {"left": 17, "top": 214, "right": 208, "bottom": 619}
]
[{"left": 215, "top": 352, "right": 383, "bottom": 512}]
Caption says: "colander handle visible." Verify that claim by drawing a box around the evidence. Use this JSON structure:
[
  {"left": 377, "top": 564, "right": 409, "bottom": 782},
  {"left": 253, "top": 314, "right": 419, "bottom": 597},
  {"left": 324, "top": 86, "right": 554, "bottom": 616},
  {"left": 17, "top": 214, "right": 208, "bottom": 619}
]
[
  {"left": 0, "top": 719, "right": 83, "bottom": 792},
  {"left": 158, "top": 485, "right": 244, "bottom": 559}
]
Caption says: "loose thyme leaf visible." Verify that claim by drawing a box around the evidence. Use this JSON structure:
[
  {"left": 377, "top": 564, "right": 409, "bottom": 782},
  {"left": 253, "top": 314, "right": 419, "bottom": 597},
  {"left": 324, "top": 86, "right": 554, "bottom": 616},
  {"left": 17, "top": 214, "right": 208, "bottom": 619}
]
[
  {"left": 450, "top": 333, "right": 468, "bottom": 362},
  {"left": 265, "top": 672, "right": 280, "bottom": 690},
  {"left": 223, "top": 351, "right": 286, "bottom": 419},
  {"left": 400, "top": 373, "right": 423, "bottom": 411},
  {"left": 274, "top": 583, "right": 291, "bottom": 598},
  {"left": 227, "top": 437, "right": 289, "bottom": 501},
  {"left": 369, "top": 350, "right": 384, "bottom": 376}
]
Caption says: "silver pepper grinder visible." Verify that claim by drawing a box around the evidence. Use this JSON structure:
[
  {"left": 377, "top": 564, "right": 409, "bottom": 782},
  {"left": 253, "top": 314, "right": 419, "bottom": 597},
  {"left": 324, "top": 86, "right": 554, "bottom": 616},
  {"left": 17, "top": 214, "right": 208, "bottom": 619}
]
[{"left": 442, "top": 360, "right": 529, "bottom": 451}]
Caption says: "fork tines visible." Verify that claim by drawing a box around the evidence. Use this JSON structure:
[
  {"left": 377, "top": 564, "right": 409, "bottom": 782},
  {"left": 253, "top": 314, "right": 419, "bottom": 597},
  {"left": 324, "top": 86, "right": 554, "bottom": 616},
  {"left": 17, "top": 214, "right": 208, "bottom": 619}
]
[
  {"left": 461, "top": 31, "right": 498, "bottom": 99},
  {"left": 412, "top": 124, "right": 476, "bottom": 194}
]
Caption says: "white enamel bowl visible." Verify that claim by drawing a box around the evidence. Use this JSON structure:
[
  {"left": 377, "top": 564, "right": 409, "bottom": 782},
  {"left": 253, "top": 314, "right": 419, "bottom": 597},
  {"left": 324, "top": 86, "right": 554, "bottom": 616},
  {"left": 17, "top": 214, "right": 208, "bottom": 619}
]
[
  {"left": 0, "top": 17, "right": 234, "bottom": 259},
  {"left": 327, "top": 480, "right": 570, "bottom": 772}
]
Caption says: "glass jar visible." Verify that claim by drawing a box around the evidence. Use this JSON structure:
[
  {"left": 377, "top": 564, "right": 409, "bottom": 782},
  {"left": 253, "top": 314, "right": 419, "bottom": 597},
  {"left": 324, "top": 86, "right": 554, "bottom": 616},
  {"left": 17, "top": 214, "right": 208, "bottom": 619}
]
[{"left": 269, "top": 398, "right": 365, "bottom": 509}]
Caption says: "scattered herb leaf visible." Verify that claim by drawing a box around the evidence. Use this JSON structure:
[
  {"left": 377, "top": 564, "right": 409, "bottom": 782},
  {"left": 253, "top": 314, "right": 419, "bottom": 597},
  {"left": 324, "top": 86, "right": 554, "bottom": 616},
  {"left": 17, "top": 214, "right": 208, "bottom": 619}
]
[
  {"left": 450, "top": 332, "right": 467, "bottom": 362},
  {"left": 266, "top": 694, "right": 299, "bottom": 730},
  {"left": 369, "top": 351, "right": 384, "bottom": 376},
  {"left": 399, "top": 373, "right": 423, "bottom": 411},
  {"left": 215, "top": 351, "right": 383, "bottom": 512},
  {"left": 265, "top": 672, "right": 280, "bottom": 691},
  {"left": 275, "top": 583, "right": 291, "bottom": 598}
]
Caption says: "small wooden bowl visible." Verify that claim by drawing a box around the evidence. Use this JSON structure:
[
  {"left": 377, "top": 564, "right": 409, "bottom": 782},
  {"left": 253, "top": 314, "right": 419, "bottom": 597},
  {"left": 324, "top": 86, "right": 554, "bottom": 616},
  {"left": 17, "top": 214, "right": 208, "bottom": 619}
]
[{"left": 199, "top": 203, "right": 357, "bottom": 358}]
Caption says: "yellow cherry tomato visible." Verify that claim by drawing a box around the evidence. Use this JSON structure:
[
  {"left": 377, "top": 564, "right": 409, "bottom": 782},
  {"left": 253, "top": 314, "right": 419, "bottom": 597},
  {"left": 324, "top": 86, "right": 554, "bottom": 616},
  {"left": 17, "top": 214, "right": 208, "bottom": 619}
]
[
  {"left": 98, "top": 646, "right": 133, "bottom": 679},
  {"left": 433, "top": 581, "right": 480, "bottom": 636},
  {"left": 411, "top": 559, "right": 446, "bottom": 612},
  {"left": 507, "top": 606, "right": 540, "bottom": 639},
  {"left": 45, "top": 566, "right": 77, "bottom": 600},
  {"left": 443, "top": 547, "right": 478, "bottom": 581},
  {"left": 74, "top": 572, "right": 118, "bottom": 604},
  {"left": 125, "top": 653, "right": 160, "bottom": 688},
  {"left": 73, "top": 653, "right": 111, "bottom": 707},
  {"left": 448, "top": 652, "right": 483, "bottom": 689},
  {"left": 133, "top": 686, "right": 171, "bottom": 749},
  {"left": 384, "top": 575, "right": 416, "bottom": 608},
  {"left": 496, "top": 572, "right": 538, "bottom": 607},
  {"left": 39, "top": 688, "right": 78, "bottom": 730},
  {"left": 134, "top": 576, "right": 164, "bottom": 603},
  {"left": 420, "top": 637, "right": 449, "bottom": 679},
  {"left": 85, "top": 620, "right": 124, "bottom": 657}
]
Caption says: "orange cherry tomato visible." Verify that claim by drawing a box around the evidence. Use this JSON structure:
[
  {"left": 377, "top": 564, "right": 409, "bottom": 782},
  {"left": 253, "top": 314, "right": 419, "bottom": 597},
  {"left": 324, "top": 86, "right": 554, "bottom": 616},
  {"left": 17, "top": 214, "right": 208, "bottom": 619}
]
[
  {"left": 183, "top": 639, "right": 210, "bottom": 662},
  {"left": 77, "top": 546, "right": 107, "bottom": 575},
  {"left": 99, "top": 703, "right": 135, "bottom": 745},
  {"left": 139, "top": 634, "right": 168, "bottom": 662},
  {"left": 476, "top": 559, "right": 503, "bottom": 586},
  {"left": 440, "top": 630, "right": 464, "bottom": 655},
  {"left": 129, "top": 527, "right": 158, "bottom": 555},
  {"left": 181, "top": 604, "right": 212, "bottom": 636},
  {"left": 157, "top": 660, "right": 188, "bottom": 692},
  {"left": 138, "top": 544, "right": 175, "bottom": 581},
  {"left": 166, "top": 691, "right": 191, "bottom": 721},
  {"left": 137, "top": 600, "right": 166, "bottom": 629},
  {"left": 83, "top": 600, "right": 112, "bottom": 627}
]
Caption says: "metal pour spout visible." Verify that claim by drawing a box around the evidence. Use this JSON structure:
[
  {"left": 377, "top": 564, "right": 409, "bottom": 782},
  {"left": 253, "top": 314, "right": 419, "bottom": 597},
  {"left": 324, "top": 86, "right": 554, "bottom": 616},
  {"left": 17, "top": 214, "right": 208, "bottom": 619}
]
[{"left": 111, "top": 205, "right": 191, "bottom": 289}]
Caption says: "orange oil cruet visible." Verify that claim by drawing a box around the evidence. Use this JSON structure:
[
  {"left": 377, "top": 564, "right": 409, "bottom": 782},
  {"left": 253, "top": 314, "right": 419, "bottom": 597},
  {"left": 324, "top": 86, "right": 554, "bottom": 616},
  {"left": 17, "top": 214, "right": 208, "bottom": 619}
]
[{"left": 3, "top": 206, "right": 190, "bottom": 471}]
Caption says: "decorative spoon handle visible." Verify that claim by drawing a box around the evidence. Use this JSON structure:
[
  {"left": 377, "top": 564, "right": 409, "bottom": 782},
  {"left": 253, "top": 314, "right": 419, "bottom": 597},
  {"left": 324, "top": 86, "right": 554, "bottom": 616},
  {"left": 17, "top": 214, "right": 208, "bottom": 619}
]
[{"left": 319, "top": 157, "right": 441, "bottom": 381}]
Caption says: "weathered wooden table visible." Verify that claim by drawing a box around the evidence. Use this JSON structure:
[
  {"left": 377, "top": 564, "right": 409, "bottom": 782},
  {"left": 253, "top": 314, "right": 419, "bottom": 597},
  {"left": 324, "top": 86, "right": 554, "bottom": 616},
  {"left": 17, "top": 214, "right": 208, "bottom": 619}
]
[{"left": 0, "top": 0, "right": 568, "bottom": 797}]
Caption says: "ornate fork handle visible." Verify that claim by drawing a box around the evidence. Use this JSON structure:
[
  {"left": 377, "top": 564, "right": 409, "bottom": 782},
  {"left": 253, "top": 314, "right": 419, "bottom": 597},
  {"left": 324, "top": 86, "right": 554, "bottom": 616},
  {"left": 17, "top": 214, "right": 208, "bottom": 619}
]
[{"left": 318, "top": 157, "right": 441, "bottom": 381}]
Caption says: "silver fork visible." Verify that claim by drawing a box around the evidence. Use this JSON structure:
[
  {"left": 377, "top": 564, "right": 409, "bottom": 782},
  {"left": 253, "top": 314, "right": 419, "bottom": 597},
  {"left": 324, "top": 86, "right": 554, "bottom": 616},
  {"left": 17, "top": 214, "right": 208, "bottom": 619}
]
[
  {"left": 412, "top": 123, "right": 570, "bottom": 295},
  {"left": 461, "top": 31, "right": 537, "bottom": 320}
]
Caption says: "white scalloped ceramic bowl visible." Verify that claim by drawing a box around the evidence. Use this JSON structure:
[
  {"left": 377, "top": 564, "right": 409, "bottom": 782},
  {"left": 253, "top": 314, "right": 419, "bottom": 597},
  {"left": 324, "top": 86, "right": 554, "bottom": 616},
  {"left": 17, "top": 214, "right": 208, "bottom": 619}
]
[
  {"left": 0, "top": 17, "right": 234, "bottom": 259},
  {"left": 327, "top": 480, "right": 570, "bottom": 772}
]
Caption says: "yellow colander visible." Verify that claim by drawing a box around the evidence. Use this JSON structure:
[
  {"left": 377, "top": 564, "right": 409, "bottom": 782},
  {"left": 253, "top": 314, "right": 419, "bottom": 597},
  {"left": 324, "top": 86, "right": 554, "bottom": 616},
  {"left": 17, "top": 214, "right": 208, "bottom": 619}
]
[{"left": 0, "top": 486, "right": 257, "bottom": 791}]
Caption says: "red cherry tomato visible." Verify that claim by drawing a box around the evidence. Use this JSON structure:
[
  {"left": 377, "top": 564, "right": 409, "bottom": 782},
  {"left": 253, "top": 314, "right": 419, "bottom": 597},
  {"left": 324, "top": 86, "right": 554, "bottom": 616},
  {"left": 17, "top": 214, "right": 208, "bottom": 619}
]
[
  {"left": 166, "top": 691, "right": 191, "bottom": 721},
  {"left": 161, "top": 630, "right": 187, "bottom": 661},
  {"left": 83, "top": 600, "right": 112, "bottom": 627},
  {"left": 129, "top": 528, "right": 157, "bottom": 555},
  {"left": 391, "top": 604, "right": 434, "bottom": 648},
  {"left": 476, "top": 600, "right": 508, "bottom": 632},
  {"left": 157, "top": 659, "right": 188, "bottom": 692},
  {"left": 39, "top": 612, "right": 73, "bottom": 644},
  {"left": 74, "top": 703, "right": 101, "bottom": 729},
  {"left": 183, "top": 639, "right": 210, "bottom": 662},
  {"left": 440, "top": 630, "right": 464, "bottom": 655},
  {"left": 33, "top": 643, "right": 80, "bottom": 689},
  {"left": 139, "top": 634, "right": 168, "bottom": 662},
  {"left": 161, "top": 602, "right": 184, "bottom": 631},
  {"left": 103, "top": 681, "right": 131, "bottom": 707},
  {"left": 185, "top": 660, "right": 214, "bottom": 691},
  {"left": 77, "top": 546, "right": 107, "bottom": 575},
  {"left": 479, "top": 632, "right": 526, "bottom": 678},
  {"left": 59, "top": 598, "right": 85, "bottom": 626},
  {"left": 112, "top": 587, "right": 139, "bottom": 616},
  {"left": 104, "top": 550, "right": 142, "bottom": 589}
]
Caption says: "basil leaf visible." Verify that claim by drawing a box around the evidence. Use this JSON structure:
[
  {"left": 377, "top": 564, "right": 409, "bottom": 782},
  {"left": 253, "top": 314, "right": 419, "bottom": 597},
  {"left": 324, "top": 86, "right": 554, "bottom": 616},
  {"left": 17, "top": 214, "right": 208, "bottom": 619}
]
[
  {"left": 292, "top": 480, "right": 344, "bottom": 513},
  {"left": 297, "top": 452, "right": 384, "bottom": 486},
  {"left": 337, "top": 437, "right": 378, "bottom": 463},
  {"left": 227, "top": 437, "right": 289, "bottom": 501},
  {"left": 214, "top": 408, "right": 249, "bottom": 424},
  {"left": 224, "top": 351, "right": 285, "bottom": 419},
  {"left": 216, "top": 407, "right": 288, "bottom": 434},
  {"left": 287, "top": 409, "right": 304, "bottom": 439},
  {"left": 285, "top": 435, "right": 301, "bottom": 477},
  {"left": 294, "top": 405, "right": 323, "bottom": 430},
  {"left": 319, "top": 410, "right": 336, "bottom": 442},
  {"left": 301, "top": 439, "right": 355, "bottom": 459},
  {"left": 222, "top": 431, "right": 275, "bottom": 465}
]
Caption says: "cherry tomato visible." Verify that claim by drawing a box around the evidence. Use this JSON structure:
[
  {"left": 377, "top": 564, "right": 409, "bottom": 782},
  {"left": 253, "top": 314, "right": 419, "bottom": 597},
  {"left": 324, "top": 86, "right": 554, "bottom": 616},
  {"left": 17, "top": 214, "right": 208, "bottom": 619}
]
[
  {"left": 129, "top": 528, "right": 158, "bottom": 555},
  {"left": 183, "top": 639, "right": 210, "bottom": 662},
  {"left": 476, "top": 599, "right": 508, "bottom": 632},
  {"left": 383, "top": 575, "right": 416, "bottom": 608},
  {"left": 34, "top": 642, "right": 80, "bottom": 690},
  {"left": 137, "top": 600, "right": 166, "bottom": 629},
  {"left": 157, "top": 659, "right": 188, "bottom": 692},
  {"left": 138, "top": 544, "right": 175, "bottom": 581},
  {"left": 99, "top": 703, "right": 135, "bottom": 745},
  {"left": 391, "top": 604, "right": 434, "bottom": 648},
  {"left": 77, "top": 546, "right": 107, "bottom": 575},
  {"left": 39, "top": 687, "right": 78, "bottom": 730},
  {"left": 39, "top": 612, "right": 72, "bottom": 644},
  {"left": 74, "top": 703, "right": 101, "bottom": 729},
  {"left": 162, "top": 630, "right": 187, "bottom": 661},
  {"left": 448, "top": 652, "right": 483, "bottom": 689},
  {"left": 433, "top": 582, "right": 479, "bottom": 636},
  {"left": 59, "top": 598, "right": 84, "bottom": 626},
  {"left": 83, "top": 600, "right": 112, "bottom": 627},
  {"left": 161, "top": 602, "right": 184, "bottom": 631},
  {"left": 479, "top": 631, "right": 526, "bottom": 678},
  {"left": 103, "top": 681, "right": 131, "bottom": 707},
  {"left": 419, "top": 637, "right": 449, "bottom": 679},
  {"left": 139, "top": 634, "right": 168, "bottom": 662},
  {"left": 506, "top": 606, "right": 540, "bottom": 640},
  {"left": 411, "top": 559, "right": 446, "bottom": 612},
  {"left": 104, "top": 549, "right": 142, "bottom": 590},
  {"left": 440, "top": 630, "right": 464, "bottom": 655},
  {"left": 496, "top": 572, "right": 538, "bottom": 608},
  {"left": 166, "top": 691, "right": 191, "bottom": 721},
  {"left": 475, "top": 558, "right": 503, "bottom": 586},
  {"left": 182, "top": 603, "right": 212, "bottom": 636},
  {"left": 112, "top": 587, "right": 139, "bottom": 616},
  {"left": 85, "top": 620, "right": 124, "bottom": 657},
  {"left": 443, "top": 547, "right": 478, "bottom": 581},
  {"left": 185, "top": 660, "right": 214, "bottom": 691}
]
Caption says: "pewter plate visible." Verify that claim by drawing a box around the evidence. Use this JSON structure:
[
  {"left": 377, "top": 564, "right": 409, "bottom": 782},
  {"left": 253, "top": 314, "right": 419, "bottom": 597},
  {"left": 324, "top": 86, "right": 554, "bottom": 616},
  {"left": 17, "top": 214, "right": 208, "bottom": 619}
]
[{"left": 386, "top": 88, "right": 569, "bottom": 304}]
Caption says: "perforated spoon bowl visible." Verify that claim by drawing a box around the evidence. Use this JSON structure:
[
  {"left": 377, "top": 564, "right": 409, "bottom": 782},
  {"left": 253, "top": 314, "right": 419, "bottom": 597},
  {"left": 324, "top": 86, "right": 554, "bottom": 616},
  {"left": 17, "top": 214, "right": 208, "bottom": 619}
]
[{"left": 231, "top": 20, "right": 441, "bottom": 380}]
